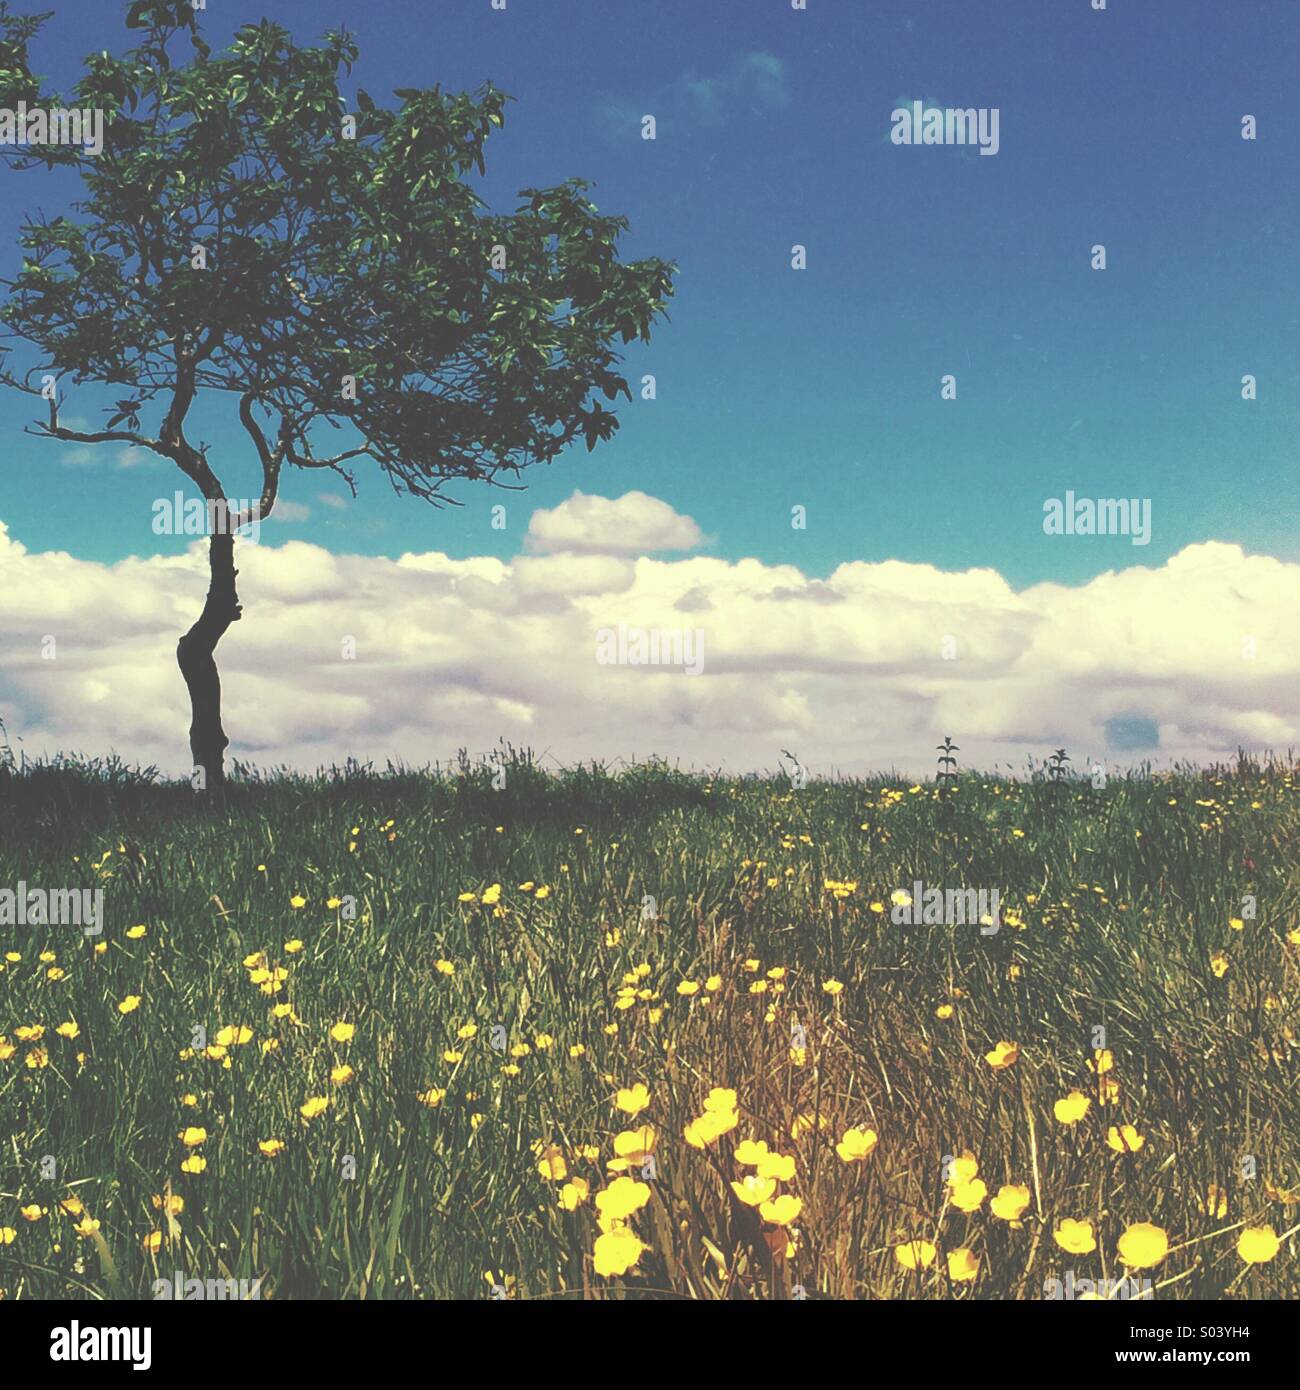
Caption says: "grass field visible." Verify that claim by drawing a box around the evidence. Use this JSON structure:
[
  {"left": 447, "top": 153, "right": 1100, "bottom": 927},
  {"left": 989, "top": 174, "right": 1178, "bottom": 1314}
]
[{"left": 1, "top": 746, "right": 1297, "bottom": 1300}]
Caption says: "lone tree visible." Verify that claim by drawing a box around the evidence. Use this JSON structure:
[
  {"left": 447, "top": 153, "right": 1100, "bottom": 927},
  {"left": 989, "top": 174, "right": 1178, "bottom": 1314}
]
[{"left": 0, "top": 0, "right": 673, "bottom": 787}]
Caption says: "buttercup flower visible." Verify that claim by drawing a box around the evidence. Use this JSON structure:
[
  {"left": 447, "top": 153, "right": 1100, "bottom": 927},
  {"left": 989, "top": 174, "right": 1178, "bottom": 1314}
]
[
  {"left": 835, "top": 1127, "right": 878, "bottom": 1163},
  {"left": 894, "top": 1239, "right": 936, "bottom": 1270},
  {"left": 947, "top": 1248, "right": 979, "bottom": 1282},
  {"left": 1237, "top": 1226, "right": 1280, "bottom": 1264},
  {"left": 984, "top": 1040, "right": 1019, "bottom": 1069},
  {"left": 615, "top": 1083, "right": 650, "bottom": 1117},
  {"left": 1053, "top": 1218, "right": 1097, "bottom": 1255},
  {"left": 1105, "top": 1124, "right": 1145, "bottom": 1154},
  {"left": 1054, "top": 1091, "right": 1091, "bottom": 1124},
  {"left": 1117, "top": 1222, "right": 1169, "bottom": 1269},
  {"left": 989, "top": 1184, "right": 1030, "bottom": 1221},
  {"left": 593, "top": 1226, "right": 645, "bottom": 1277}
]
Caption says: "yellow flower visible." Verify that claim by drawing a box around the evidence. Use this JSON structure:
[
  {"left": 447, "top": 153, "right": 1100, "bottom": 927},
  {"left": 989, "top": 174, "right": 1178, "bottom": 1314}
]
[
  {"left": 990, "top": 1184, "right": 1030, "bottom": 1221},
  {"left": 950, "top": 1178, "right": 988, "bottom": 1213},
  {"left": 822, "top": 979, "right": 844, "bottom": 996},
  {"left": 1054, "top": 1091, "right": 1091, "bottom": 1124},
  {"left": 289, "top": 894, "right": 307, "bottom": 909},
  {"left": 330, "top": 1063, "right": 354, "bottom": 1085},
  {"left": 760, "top": 1194, "right": 802, "bottom": 1226},
  {"left": 684, "top": 1110, "right": 734, "bottom": 1149},
  {"left": 935, "top": 1003, "right": 954, "bottom": 1020},
  {"left": 0, "top": 1226, "right": 15, "bottom": 1245},
  {"left": 481, "top": 883, "right": 502, "bottom": 906},
  {"left": 259, "top": 1139, "right": 286, "bottom": 1157},
  {"left": 1209, "top": 951, "right": 1229, "bottom": 978},
  {"left": 676, "top": 980, "right": 700, "bottom": 996},
  {"left": 118, "top": 994, "right": 141, "bottom": 1014},
  {"left": 894, "top": 1239, "right": 937, "bottom": 1270},
  {"left": 595, "top": 1176, "right": 651, "bottom": 1222},
  {"left": 178, "top": 1126, "right": 207, "bottom": 1147},
  {"left": 703, "top": 1087, "right": 737, "bottom": 1114},
  {"left": 1236, "top": 1225, "right": 1280, "bottom": 1264},
  {"left": 126, "top": 924, "right": 147, "bottom": 939},
  {"left": 614, "top": 1082, "right": 650, "bottom": 1117},
  {"left": 559, "top": 1177, "right": 590, "bottom": 1211},
  {"left": 179, "top": 1155, "right": 206, "bottom": 1174},
  {"left": 704, "top": 974, "right": 722, "bottom": 992},
  {"left": 947, "top": 1248, "right": 979, "bottom": 1282},
  {"left": 612, "top": 1126, "right": 656, "bottom": 1161},
  {"left": 150, "top": 1194, "right": 184, "bottom": 1216},
  {"left": 730, "top": 1174, "right": 777, "bottom": 1207},
  {"left": 284, "top": 938, "right": 304, "bottom": 953},
  {"left": 1054, "top": 1218, "right": 1097, "bottom": 1255},
  {"left": 946, "top": 1154, "right": 979, "bottom": 1185},
  {"left": 1105, "top": 1124, "right": 1145, "bottom": 1154},
  {"left": 19, "top": 1204, "right": 43, "bottom": 1222},
  {"left": 55, "top": 1021, "right": 80, "bottom": 1040},
  {"left": 984, "top": 1040, "right": 1019, "bottom": 1069},
  {"left": 435, "top": 959, "right": 455, "bottom": 976},
  {"left": 735, "top": 1139, "right": 770, "bottom": 1166},
  {"left": 300, "top": 1096, "right": 329, "bottom": 1120},
  {"left": 74, "top": 1216, "right": 101, "bottom": 1238},
  {"left": 141, "top": 1230, "right": 163, "bottom": 1253},
  {"left": 835, "top": 1127, "right": 878, "bottom": 1162},
  {"left": 593, "top": 1226, "right": 645, "bottom": 1277},
  {"left": 59, "top": 1196, "right": 84, "bottom": 1216},
  {"left": 1117, "top": 1221, "right": 1169, "bottom": 1269},
  {"left": 329, "top": 1022, "right": 355, "bottom": 1044},
  {"left": 417, "top": 1087, "right": 446, "bottom": 1108},
  {"left": 214, "top": 1025, "right": 253, "bottom": 1047},
  {"left": 756, "top": 1151, "right": 796, "bottom": 1182},
  {"left": 537, "top": 1146, "right": 568, "bottom": 1181}
]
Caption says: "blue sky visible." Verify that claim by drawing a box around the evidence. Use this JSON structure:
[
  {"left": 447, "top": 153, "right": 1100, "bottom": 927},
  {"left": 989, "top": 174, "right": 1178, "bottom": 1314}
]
[{"left": 1, "top": 0, "right": 1296, "bottom": 586}]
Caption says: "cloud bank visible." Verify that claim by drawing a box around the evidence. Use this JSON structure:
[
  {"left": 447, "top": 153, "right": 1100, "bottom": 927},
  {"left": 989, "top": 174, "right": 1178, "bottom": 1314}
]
[{"left": 1, "top": 490, "right": 1295, "bottom": 778}]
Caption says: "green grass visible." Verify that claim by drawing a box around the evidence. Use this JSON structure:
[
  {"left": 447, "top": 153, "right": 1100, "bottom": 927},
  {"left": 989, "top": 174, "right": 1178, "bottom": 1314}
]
[{"left": 1, "top": 746, "right": 1297, "bottom": 1300}]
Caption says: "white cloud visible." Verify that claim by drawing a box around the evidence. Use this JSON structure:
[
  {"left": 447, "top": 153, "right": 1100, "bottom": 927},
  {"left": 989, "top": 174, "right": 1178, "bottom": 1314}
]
[
  {"left": 269, "top": 499, "right": 311, "bottom": 524},
  {"left": 526, "top": 489, "right": 703, "bottom": 556},
  {"left": 0, "top": 501, "right": 1296, "bottom": 778}
]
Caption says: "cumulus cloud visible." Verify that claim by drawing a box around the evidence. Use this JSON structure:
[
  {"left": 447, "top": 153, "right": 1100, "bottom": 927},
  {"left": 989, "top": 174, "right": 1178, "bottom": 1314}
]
[
  {"left": 525, "top": 489, "right": 703, "bottom": 556},
  {"left": 0, "top": 499, "right": 1296, "bottom": 778}
]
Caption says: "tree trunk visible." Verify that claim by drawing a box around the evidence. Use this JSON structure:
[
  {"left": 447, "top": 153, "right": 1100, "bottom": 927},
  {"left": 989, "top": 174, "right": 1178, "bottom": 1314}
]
[{"left": 177, "top": 529, "right": 242, "bottom": 790}]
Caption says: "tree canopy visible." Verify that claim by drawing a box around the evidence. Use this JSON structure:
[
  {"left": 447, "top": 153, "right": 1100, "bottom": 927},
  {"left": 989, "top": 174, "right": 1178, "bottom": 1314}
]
[{"left": 0, "top": 0, "right": 675, "bottom": 516}]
